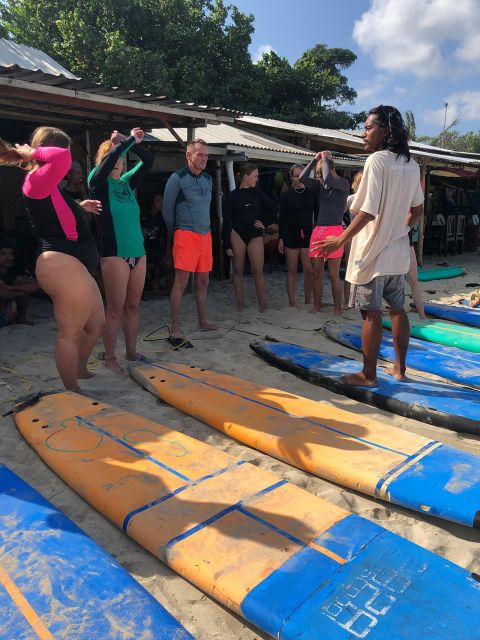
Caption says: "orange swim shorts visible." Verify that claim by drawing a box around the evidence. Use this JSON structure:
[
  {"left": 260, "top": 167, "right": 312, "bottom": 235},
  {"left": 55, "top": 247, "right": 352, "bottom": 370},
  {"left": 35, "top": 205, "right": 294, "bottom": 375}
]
[
  {"left": 173, "top": 229, "right": 213, "bottom": 273},
  {"left": 309, "top": 225, "right": 344, "bottom": 260}
]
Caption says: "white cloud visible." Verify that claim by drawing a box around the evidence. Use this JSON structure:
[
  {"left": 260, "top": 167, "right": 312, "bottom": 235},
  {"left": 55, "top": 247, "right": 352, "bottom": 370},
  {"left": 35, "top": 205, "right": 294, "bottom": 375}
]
[
  {"left": 355, "top": 73, "right": 389, "bottom": 103},
  {"left": 253, "top": 44, "right": 277, "bottom": 63},
  {"left": 424, "top": 91, "right": 480, "bottom": 128},
  {"left": 353, "top": 0, "right": 480, "bottom": 78},
  {"left": 395, "top": 86, "right": 407, "bottom": 96}
]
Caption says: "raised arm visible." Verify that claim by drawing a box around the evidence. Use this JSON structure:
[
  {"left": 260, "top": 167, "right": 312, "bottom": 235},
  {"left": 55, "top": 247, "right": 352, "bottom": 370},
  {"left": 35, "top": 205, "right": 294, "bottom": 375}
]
[
  {"left": 124, "top": 144, "right": 154, "bottom": 190},
  {"left": 299, "top": 157, "right": 317, "bottom": 187},
  {"left": 322, "top": 157, "right": 350, "bottom": 192},
  {"left": 88, "top": 137, "right": 136, "bottom": 188},
  {"left": 22, "top": 147, "right": 71, "bottom": 199}
]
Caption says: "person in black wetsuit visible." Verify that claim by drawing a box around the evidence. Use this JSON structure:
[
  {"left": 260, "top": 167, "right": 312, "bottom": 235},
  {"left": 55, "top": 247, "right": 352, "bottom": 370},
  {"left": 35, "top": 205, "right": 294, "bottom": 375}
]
[
  {"left": 222, "top": 163, "right": 276, "bottom": 311},
  {"left": 278, "top": 164, "right": 318, "bottom": 306},
  {"left": 0, "top": 127, "right": 104, "bottom": 392}
]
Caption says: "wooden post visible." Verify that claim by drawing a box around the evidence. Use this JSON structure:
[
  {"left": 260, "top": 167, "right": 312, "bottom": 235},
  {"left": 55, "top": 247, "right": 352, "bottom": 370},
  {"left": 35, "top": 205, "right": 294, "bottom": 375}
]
[{"left": 418, "top": 163, "right": 429, "bottom": 267}]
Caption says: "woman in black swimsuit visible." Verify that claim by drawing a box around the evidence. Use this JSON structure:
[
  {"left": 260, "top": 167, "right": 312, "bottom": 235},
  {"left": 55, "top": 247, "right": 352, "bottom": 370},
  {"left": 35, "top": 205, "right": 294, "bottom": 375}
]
[
  {"left": 222, "top": 163, "right": 276, "bottom": 311},
  {"left": 278, "top": 164, "right": 317, "bottom": 306}
]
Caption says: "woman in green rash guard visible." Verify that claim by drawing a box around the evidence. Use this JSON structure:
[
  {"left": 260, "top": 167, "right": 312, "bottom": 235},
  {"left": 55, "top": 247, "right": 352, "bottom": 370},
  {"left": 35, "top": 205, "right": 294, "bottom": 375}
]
[{"left": 88, "top": 127, "right": 153, "bottom": 372}]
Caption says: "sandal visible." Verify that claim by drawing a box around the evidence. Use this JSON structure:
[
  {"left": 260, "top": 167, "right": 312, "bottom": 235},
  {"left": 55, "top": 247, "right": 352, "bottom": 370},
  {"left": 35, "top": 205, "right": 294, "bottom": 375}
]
[{"left": 167, "top": 335, "right": 193, "bottom": 349}]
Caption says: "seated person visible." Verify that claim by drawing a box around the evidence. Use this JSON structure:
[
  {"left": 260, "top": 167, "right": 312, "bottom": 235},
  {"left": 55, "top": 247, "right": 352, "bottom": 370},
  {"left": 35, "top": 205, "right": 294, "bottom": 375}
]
[
  {"left": 141, "top": 193, "right": 170, "bottom": 290},
  {"left": 63, "top": 160, "right": 88, "bottom": 202},
  {"left": 0, "top": 238, "right": 40, "bottom": 326},
  {"left": 470, "top": 290, "right": 480, "bottom": 308}
]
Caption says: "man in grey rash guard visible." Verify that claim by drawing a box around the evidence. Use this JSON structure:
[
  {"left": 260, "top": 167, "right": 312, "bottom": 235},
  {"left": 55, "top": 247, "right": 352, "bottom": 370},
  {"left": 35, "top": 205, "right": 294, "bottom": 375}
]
[{"left": 162, "top": 139, "right": 216, "bottom": 348}]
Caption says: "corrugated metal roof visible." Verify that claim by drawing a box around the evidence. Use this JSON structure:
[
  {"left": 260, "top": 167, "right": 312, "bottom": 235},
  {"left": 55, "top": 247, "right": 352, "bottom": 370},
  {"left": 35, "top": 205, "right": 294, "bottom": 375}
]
[
  {"left": 148, "top": 123, "right": 314, "bottom": 154},
  {"left": 0, "top": 38, "right": 77, "bottom": 78},
  {"left": 237, "top": 115, "right": 480, "bottom": 169},
  {"left": 145, "top": 123, "right": 365, "bottom": 167},
  {"left": 0, "top": 51, "right": 248, "bottom": 118},
  {"left": 237, "top": 115, "right": 364, "bottom": 145}
]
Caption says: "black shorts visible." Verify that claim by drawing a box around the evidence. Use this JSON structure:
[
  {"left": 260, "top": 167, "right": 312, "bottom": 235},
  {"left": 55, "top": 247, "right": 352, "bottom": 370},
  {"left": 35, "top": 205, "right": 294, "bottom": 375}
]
[{"left": 282, "top": 227, "right": 312, "bottom": 249}]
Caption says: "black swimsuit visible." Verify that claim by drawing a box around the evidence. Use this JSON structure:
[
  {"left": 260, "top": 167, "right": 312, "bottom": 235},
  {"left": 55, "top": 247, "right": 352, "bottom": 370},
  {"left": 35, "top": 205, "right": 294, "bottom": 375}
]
[
  {"left": 222, "top": 187, "right": 276, "bottom": 249},
  {"left": 24, "top": 188, "right": 99, "bottom": 276},
  {"left": 279, "top": 187, "right": 318, "bottom": 249}
]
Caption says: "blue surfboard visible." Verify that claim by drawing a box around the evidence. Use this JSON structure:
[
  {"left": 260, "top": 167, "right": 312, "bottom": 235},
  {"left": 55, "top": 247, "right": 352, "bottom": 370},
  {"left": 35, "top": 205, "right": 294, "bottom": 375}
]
[
  {"left": 0, "top": 464, "right": 194, "bottom": 640},
  {"left": 323, "top": 319, "right": 480, "bottom": 390},
  {"left": 251, "top": 339, "right": 480, "bottom": 434},
  {"left": 425, "top": 301, "right": 480, "bottom": 327}
]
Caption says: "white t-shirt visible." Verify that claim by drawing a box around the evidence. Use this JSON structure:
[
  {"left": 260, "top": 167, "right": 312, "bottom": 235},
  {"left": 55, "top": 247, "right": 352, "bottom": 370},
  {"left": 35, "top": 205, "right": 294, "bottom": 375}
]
[{"left": 347, "top": 150, "right": 424, "bottom": 285}]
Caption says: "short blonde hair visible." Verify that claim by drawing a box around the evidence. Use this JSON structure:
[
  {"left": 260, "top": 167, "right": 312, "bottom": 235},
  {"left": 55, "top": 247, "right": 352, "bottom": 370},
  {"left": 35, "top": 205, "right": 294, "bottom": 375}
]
[{"left": 351, "top": 170, "right": 363, "bottom": 193}]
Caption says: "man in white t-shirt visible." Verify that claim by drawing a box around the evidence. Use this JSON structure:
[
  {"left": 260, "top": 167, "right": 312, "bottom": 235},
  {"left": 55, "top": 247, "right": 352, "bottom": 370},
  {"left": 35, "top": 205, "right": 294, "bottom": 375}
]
[{"left": 317, "top": 105, "right": 424, "bottom": 386}]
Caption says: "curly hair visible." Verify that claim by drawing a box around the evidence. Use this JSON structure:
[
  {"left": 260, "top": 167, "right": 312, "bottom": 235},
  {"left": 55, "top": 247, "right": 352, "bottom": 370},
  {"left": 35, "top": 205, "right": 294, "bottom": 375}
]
[{"left": 368, "top": 105, "right": 410, "bottom": 161}]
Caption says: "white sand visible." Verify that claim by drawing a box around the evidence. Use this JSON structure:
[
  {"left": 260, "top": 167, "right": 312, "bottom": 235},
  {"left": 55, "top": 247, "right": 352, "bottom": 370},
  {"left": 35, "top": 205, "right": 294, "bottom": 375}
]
[{"left": 1, "top": 252, "right": 479, "bottom": 639}]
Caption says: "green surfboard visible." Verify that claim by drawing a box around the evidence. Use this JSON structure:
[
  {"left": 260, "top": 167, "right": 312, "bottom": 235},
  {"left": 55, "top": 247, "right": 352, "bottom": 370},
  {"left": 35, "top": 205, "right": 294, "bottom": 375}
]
[
  {"left": 417, "top": 266, "right": 466, "bottom": 282},
  {"left": 382, "top": 316, "right": 480, "bottom": 352}
]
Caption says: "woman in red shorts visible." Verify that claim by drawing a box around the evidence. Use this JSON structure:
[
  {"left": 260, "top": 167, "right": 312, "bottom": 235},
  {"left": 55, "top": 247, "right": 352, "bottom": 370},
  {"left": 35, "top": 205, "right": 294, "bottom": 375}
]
[{"left": 300, "top": 150, "right": 350, "bottom": 314}]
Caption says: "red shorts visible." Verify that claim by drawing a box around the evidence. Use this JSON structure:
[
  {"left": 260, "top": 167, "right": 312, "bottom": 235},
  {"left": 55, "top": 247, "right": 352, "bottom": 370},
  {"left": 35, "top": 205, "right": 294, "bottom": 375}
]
[
  {"left": 309, "top": 225, "right": 344, "bottom": 259},
  {"left": 173, "top": 230, "right": 213, "bottom": 273}
]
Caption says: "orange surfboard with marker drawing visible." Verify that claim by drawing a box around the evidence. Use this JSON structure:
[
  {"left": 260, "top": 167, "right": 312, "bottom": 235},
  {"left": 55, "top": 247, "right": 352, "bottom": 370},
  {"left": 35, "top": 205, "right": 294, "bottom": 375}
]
[{"left": 14, "top": 391, "right": 480, "bottom": 640}]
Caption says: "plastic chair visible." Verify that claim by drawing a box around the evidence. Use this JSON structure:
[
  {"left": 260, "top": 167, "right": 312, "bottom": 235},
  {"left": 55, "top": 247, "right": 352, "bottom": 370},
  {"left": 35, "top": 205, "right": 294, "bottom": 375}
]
[{"left": 455, "top": 215, "right": 465, "bottom": 254}]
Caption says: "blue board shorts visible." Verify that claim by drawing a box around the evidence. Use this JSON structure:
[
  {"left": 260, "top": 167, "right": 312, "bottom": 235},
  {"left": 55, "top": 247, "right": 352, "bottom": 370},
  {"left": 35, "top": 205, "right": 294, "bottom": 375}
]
[{"left": 349, "top": 274, "right": 406, "bottom": 311}]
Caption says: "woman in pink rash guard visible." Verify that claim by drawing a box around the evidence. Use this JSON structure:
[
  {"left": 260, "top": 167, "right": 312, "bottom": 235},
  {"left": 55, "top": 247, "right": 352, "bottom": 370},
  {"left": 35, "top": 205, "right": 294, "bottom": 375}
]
[{"left": 0, "top": 127, "right": 105, "bottom": 393}]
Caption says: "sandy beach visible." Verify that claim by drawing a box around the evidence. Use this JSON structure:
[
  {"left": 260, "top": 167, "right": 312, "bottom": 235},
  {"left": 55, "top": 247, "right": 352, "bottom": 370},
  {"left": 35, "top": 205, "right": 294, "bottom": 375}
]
[{"left": 1, "top": 252, "right": 479, "bottom": 639}]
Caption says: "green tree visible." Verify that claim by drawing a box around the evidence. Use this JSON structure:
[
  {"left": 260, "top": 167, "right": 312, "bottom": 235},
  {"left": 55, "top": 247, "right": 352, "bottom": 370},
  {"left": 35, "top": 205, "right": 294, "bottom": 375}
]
[
  {"left": 405, "top": 110, "right": 416, "bottom": 141},
  {"left": 255, "top": 44, "right": 362, "bottom": 129},
  {"left": 1, "top": 0, "right": 259, "bottom": 107}
]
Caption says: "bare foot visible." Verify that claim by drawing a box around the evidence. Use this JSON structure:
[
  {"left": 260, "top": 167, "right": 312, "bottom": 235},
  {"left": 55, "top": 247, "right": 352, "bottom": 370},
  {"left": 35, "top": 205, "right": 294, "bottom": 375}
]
[
  {"left": 333, "top": 308, "right": 343, "bottom": 316},
  {"left": 340, "top": 372, "right": 377, "bottom": 387},
  {"left": 289, "top": 302, "right": 298, "bottom": 308},
  {"left": 77, "top": 369, "right": 96, "bottom": 379},
  {"left": 198, "top": 322, "right": 217, "bottom": 331},
  {"left": 385, "top": 367, "right": 407, "bottom": 381},
  {"left": 236, "top": 304, "right": 245, "bottom": 312},
  {"left": 125, "top": 352, "right": 142, "bottom": 361},
  {"left": 104, "top": 357, "right": 123, "bottom": 374},
  {"left": 310, "top": 306, "right": 322, "bottom": 314},
  {"left": 259, "top": 305, "right": 267, "bottom": 313}
]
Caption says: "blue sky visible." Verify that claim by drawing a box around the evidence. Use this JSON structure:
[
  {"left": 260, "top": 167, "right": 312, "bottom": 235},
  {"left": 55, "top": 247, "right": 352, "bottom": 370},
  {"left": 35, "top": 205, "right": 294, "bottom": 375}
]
[{"left": 233, "top": 0, "right": 480, "bottom": 136}]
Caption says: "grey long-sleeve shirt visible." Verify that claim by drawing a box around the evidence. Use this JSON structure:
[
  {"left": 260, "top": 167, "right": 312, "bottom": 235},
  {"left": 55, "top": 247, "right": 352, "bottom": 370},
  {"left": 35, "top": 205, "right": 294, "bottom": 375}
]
[{"left": 300, "top": 157, "right": 350, "bottom": 226}]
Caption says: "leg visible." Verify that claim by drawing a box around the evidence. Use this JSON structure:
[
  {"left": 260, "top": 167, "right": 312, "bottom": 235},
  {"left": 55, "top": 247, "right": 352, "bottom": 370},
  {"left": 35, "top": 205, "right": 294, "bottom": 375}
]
[
  {"left": 123, "top": 256, "right": 147, "bottom": 359},
  {"left": 14, "top": 293, "right": 32, "bottom": 324},
  {"left": 387, "top": 308, "right": 410, "bottom": 380},
  {"left": 169, "top": 269, "right": 191, "bottom": 337},
  {"left": 35, "top": 253, "right": 102, "bottom": 391},
  {"left": 300, "top": 248, "right": 313, "bottom": 304},
  {"left": 247, "top": 237, "right": 267, "bottom": 312},
  {"left": 341, "top": 310, "right": 382, "bottom": 386},
  {"left": 230, "top": 230, "right": 247, "bottom": 310},
  {"left": 311, "top": 258, "right": 325, "bottom": 313},
  {"left": 77, "top": 284, "right": 105, "bottom": 378},
  {"left": 100, "top": 257, "right": 130, "bottom": 371},
  {"left": 407, "top": 246, "right": 425, "bottom": 319},
  {"left": 285, "top": 247, "right": 300, "bottom": 306},
  {"left": 343, "top": 240, "right": 352, "bottom": 307},
  {"left": 194, "top": 271, "right": 215, "bottom": 329},
  {"left": 327, "top": 257, "right": 343, "bottom": 315}
]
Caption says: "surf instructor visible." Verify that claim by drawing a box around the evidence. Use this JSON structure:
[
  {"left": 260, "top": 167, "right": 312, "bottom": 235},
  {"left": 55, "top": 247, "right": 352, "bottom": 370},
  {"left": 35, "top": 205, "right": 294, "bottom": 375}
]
[{"left": 316, "top": 105, "right": 424, "bottom": 386}]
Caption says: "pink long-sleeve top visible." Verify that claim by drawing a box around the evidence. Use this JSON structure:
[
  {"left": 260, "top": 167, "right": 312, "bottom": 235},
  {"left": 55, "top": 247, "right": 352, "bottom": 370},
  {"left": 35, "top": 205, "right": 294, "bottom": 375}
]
[{"left": 23, "top": 146, "right": 79, "bottom": 241}]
